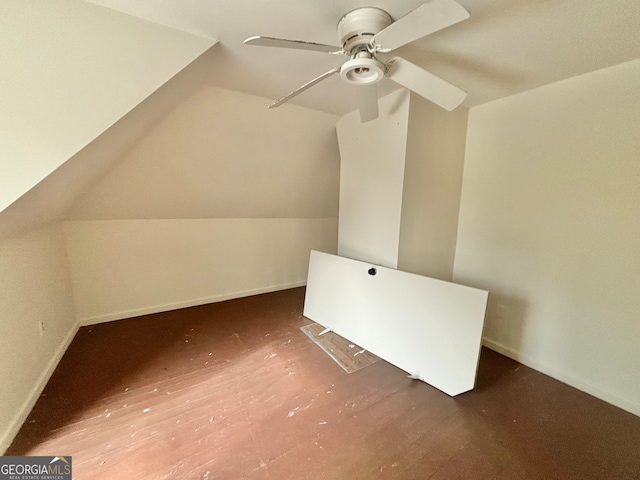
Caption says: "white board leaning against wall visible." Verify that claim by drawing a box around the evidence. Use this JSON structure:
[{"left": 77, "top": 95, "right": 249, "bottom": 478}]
[{"left": 304, "top": 251, "right": 489, "bottom": 396}]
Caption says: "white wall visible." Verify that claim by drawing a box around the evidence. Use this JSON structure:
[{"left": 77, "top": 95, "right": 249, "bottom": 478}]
[
  {"left": 0, "top": 0, "right": 214, "bottom": 213},
  {"left": 64, "top": 219, "right": 336, "bottom": 324},
  {"left": 454, "top": 59, "right": 640, "bottom": 416},
  {"left": 0, "top": 224, "right": 77, "bottom": 453},
  {"left": 64, "top": 86, "right": 340, "bottom": 322},
  {"left": 336, "top": 90, "right": 410, "bottom": 268},
  {"left": 398, "top": 94, "right": 468, "bottom": 281},
  {"left": 65, "top": 86, "right": 339, "bottom": 220}
]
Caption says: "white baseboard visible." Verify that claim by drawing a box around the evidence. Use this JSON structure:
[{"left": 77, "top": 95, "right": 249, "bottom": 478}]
[
  {"left": 1, "top": 322, "right": 80, "bottom": 454},
  {"left": 79, "top": 281, "right": 307, "bottom": 326},
  {"left": 482, "top": 337, "right": 640, "bottom": 418}
]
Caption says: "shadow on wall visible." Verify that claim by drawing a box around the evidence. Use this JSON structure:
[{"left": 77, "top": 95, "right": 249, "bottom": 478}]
[{"left": 482, "top": 292, "right": 528, "bottom": 358}]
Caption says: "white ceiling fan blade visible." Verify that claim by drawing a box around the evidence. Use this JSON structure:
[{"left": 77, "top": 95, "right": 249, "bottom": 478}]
[
  {"left": 269, "top": 67, "right": 341, "bottom": 109},
  {"left": 357, "top": 85, "right": 379, "bottom": 122},
  {"left": 244, "top": 36, "right": 343, "bottom": 54},
  {"left": 373, "top": 0, "right": 470, "bottom": 52},
  {"left": 386, "top": 57, "right": 466, "bottom": 111}
]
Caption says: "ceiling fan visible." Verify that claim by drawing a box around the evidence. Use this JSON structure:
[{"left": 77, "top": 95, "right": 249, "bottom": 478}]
[{"left": 244, "top": 0, "right": 470, "bottom": 122}]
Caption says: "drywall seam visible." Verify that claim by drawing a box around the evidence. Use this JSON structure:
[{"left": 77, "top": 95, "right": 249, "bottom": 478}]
[
  {"left": 79, "top": 281, "right": 306, "bottom": 326},
  {"left": 482, "top": 337, "right": 640, "bottom": 418},
  {"left": 0, "top": 322, "right": 79, "bottom": 454}
]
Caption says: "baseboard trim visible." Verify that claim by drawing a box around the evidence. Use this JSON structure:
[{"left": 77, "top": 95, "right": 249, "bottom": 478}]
[
  {"left": 79, "top": 281, "right": 307, "bottom": 326},
  {"left": 1, "top": 322, "right": 80, "bottom": 454},
  {"left": 482, "top": 337, "right": 640, "bottom": 418}
]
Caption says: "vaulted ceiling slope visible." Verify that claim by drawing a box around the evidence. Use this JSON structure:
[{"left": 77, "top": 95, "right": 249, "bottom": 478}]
[
  {"left": 0, "top": 0, "right": 215, "bottom": 223},
  {"left": 86, "top": 0, "right": 640, "bottom": 116},
  {"left": 0, "top": 49, "right": 219, "bottom": 239}
]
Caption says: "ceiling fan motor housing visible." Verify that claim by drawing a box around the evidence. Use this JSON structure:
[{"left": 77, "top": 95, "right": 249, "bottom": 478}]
[
  {"left": 337, "top": 7, "right": 392, "bottom": 85},
  {"left": 337, "top": 7, "right": 392, "bottom": 52}
]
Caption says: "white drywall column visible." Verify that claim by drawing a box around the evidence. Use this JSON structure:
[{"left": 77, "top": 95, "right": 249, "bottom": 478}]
[{"left": 336, "top": 89, "right": 410, "bottom": 268}]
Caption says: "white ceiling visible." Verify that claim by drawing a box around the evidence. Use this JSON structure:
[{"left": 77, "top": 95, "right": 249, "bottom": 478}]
[{"left": 87, "top": 0, "right": 640, "bottom": 116}]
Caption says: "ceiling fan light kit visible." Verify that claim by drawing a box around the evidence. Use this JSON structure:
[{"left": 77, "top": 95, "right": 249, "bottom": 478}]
[
  {"left": 340, "top": 55, "right": 385, "bottom": 85},
  {"left": 244, "top": 0, "right": 470, "bottom": 122}
]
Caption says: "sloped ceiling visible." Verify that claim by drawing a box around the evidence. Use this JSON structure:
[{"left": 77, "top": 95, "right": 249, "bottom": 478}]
[
  {"left": 0, "top": 0, "right": 215, "bottom": 218},
  {"left": 86, "top": 0, "right": 640, "bottom": 116},
  {"left": 3, "top": 0, "right": 638, "bottom": 237},
  {"left": 0, "top": 49, "right": 218, "bottom": 239}
]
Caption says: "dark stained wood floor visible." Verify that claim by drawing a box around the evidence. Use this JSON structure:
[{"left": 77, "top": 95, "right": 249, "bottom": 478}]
[{"left": 8, "top": 288, "right": 640, "bottom": 479}]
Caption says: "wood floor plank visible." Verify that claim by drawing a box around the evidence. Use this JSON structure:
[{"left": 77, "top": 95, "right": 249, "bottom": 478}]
[{"left": 7, "top": 288, "right": 640, "bottom": 479}]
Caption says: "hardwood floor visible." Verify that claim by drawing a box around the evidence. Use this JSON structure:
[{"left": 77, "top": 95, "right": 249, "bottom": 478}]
[{"left": 7, "top": 288, "right": 640, "bottom": 479}]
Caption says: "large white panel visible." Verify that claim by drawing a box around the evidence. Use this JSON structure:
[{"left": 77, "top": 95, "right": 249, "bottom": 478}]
[{"left": 304, "top": 251, "right": 488, "bottom": 396}]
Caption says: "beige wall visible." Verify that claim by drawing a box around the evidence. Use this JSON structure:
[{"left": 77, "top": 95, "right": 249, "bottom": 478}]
[
  {"left": 454, "top": 59, "right": 640, "bottom": 415},
  {"left": 0, "top": 0, "right": 214, "bottom": 213},
  {"left": 66, "top": 86, "right": 339, "bottom": 220},
  {"left": 0, "top": 224, "right": 77, "bottom": 452},
  {"left": 398, "top": 94, "right": 468, "bottom": 281},
  {"left": 64, "top": 219, "right": 336, "bottom": 324},
  {"left": 64, "top": 86, "right": 340, "bottom": 323}
]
